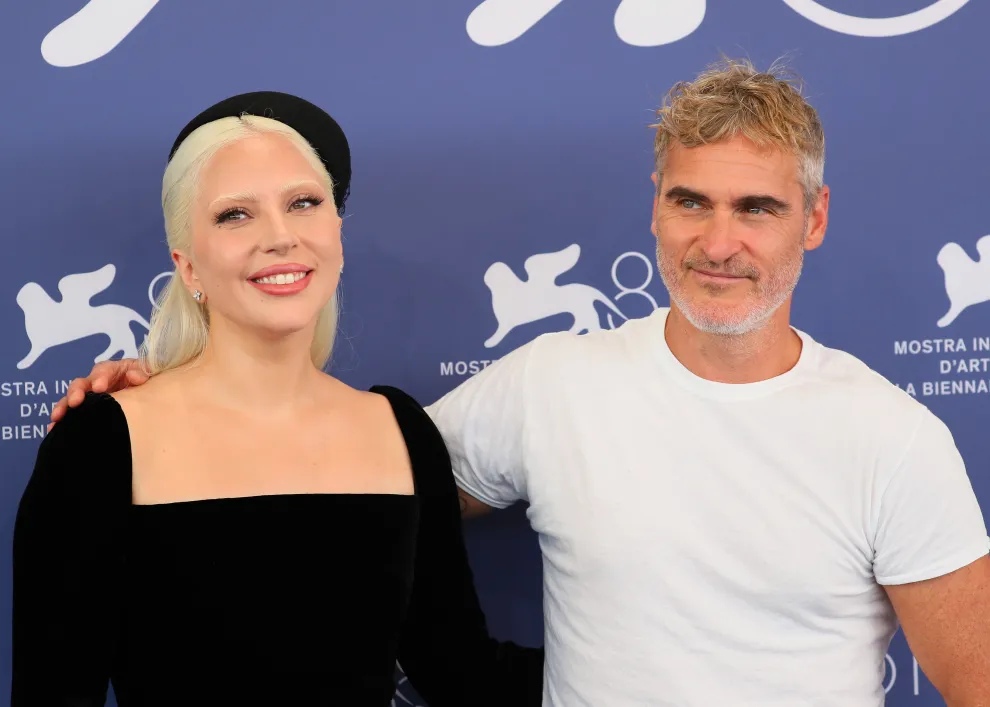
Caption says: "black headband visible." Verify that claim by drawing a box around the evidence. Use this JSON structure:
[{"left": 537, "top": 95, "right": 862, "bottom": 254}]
[{"left": 168, "top": 90, "right": 351, "bottom": 212}]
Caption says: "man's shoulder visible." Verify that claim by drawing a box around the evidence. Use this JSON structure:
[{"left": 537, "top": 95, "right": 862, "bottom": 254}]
[
  {"left": 801, "top": 333, "right": 935, "bottom": 430},
  {"left": 807, "top": 337, "right": 895, "bottom": 386},
  {"left": 527, "top": 309, "right": 663, "bottom": 364},
  {"left": 426, "top": 313, "right": 658, "bottom": 420}
]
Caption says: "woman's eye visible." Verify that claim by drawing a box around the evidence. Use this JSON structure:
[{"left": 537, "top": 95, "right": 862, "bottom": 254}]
[
  {"left": 290, "top": 196, "right": 324, "bottom": 211},
  {"left": 215, "top": 208, "right": 247, "bottom": 224}
]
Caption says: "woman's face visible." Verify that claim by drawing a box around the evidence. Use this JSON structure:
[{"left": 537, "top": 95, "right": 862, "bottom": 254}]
[{"left": 175, "top": 131, "right": 342, "bottom": 342}]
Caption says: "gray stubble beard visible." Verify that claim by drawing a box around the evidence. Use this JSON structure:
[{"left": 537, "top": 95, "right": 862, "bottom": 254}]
[{"left": 655, "top": 236, "right": 804, "bottom": 337}]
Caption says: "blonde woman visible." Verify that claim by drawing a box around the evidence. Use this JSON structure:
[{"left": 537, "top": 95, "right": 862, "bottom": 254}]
[{"left": 12, "top": 92, "right": 543, "bottom": 706}]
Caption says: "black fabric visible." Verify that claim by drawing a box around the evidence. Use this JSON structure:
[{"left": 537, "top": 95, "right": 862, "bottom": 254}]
[
  {"left": 12, "top": 390, "right": 544, "bottom": 706},
  {"left": 168, "top": 91, "right": 351, "bottom": 212}
]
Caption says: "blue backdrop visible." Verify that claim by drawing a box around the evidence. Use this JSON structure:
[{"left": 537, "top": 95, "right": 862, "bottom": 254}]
[{"left": 0, "top": 1, "right": 987, "bottom": 704}]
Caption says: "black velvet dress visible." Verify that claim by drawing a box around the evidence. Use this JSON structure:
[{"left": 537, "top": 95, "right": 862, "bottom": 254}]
[{"left": 12, "top": 387, "right": 543, "bottom": 706}]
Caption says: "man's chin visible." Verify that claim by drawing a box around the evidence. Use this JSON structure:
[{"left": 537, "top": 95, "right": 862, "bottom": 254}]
[{"left": 674, "top": 299, "right": 771, "bottom": 336}]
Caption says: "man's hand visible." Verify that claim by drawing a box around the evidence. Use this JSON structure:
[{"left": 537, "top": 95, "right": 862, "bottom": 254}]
[
  {"left": 48, "top": 359, "right": 148, "bottom": 429},
  {"left": 885, "top": 555, "right": 990, "bottom": 705}
]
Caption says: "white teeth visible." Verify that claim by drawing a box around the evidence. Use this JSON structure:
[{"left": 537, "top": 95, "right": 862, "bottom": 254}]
[{"left": 252, "top": 272, "right": 307, "bottom": 285}]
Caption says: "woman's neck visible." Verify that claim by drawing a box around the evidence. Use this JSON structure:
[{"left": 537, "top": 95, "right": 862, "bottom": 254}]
[{"left": 179, "top": 319, "right": 324, "bottom": 416}]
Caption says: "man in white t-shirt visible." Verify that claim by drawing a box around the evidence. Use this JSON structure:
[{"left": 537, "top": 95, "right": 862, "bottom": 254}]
[
  {"left": 425, "top": 57, "right": 990, "bottom": 705},
  {"left": 56, "top": 59, "right": 990, "bottom": 704}
]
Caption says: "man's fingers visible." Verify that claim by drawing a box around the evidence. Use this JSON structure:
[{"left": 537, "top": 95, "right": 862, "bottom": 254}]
[
  {"left": 125, "top": 368, "right": 150, "bottom": 385},
  {"left": 66, "top": 378, "right": 91, "bottom": 405},
  {"left": 49, "top": 362, "right": 149, "bottom": 429},
  {"left": 49, "top": 400, "right": 67, "bottom": 423}
]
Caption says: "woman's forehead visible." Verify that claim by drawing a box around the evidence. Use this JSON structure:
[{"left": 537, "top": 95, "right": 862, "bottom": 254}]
[{"left": 198, "top": 133, "right": 324, "bottom": 196}]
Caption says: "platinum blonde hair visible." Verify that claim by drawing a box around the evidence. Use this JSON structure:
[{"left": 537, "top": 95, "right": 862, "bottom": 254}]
[{"left": 141, "top": 115, "right": 340, "bottom": 375}]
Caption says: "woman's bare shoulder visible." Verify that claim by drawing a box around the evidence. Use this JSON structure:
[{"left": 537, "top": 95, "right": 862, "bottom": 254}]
[
  {"left": 110, "top": 368, "right": 188, "bottom": 423},
  {"left": 310, "top": 374, "right": 404, "bottom": 435}
]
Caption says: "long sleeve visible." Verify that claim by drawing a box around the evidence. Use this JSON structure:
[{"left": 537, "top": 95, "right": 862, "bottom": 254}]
[
  {"left": 11, "top": 394, "right": 131, "bottom": 706},
  {"left": 376, "top": 386, "right": 544, "bottom": 707}
]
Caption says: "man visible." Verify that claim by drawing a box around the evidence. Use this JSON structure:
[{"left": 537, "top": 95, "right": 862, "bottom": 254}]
[{"left": 51, "top": 59, "right": 990, "bottom": 705}]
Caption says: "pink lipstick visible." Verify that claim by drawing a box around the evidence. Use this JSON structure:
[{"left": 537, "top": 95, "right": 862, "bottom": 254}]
[{"left": 247, "top": 263, "right": 313, "bottom": 296}]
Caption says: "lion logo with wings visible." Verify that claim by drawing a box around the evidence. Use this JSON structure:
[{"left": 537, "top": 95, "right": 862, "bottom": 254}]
[
  {"left": 16, "top": 264, "right": 150, "bottom": 369},
  {"left": 483, "top": 243, "right": 626, "bottom": 348},
  {"left": 936, "top": 235, "right": 990, "bottom": 327}
]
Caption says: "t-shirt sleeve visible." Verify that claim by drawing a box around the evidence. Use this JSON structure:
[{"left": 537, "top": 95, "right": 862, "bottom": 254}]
[
  {"left": 872, "top": 408, "right": 990, "bottom": 586},
  {"left": 424, "top": 339, "right": 538, "bottom": 509},
  {"left": 11, "top": 393, "right": 130, "bottom": 705}
]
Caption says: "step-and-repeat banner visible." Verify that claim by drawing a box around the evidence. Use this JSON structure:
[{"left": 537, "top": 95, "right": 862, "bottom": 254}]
[{"left": 0, "top": 1, "right": 987, "bottom": 704}]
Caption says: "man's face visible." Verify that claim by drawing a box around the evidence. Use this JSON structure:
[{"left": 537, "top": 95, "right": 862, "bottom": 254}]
[{"left": 652, "top": 134, "right": 828, "bottom": 336}]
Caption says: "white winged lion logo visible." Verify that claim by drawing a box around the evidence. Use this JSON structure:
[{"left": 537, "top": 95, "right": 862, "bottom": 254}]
[
  {"left": 483, "top": 243, "right": 627, "bottom": 348},
  {"left": 15, "top": 264, "right": 151, "bottom": 369},
  {"left": 936, "top": 234, "right": 990, "bottom": 327}
]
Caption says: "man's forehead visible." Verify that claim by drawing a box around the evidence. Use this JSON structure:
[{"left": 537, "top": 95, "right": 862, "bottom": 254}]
[{"left": 663, "top": 139, "right": 801, "bottom": 190}]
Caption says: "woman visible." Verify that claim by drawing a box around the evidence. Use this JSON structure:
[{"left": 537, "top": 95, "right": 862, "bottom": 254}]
[{"left": 12, "top": 91, "right": 543, "bottom": 706}]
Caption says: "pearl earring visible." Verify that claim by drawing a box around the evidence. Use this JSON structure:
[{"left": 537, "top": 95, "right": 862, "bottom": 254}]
[{"left": 192, "top": 290, "right": 203, "bottom": 302}]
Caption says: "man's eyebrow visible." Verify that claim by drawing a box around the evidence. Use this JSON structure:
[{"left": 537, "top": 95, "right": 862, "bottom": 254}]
[
  {"left": 733, "top": 194, "right": 792, "bottom": 215},
  {"left": 663, "top": 186, "right": 710, "bottom": 204}
]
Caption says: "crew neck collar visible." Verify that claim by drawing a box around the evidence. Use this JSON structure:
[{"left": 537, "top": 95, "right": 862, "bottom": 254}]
[{"left": 647, "top": 307, "right": 818, "bottom": 400}]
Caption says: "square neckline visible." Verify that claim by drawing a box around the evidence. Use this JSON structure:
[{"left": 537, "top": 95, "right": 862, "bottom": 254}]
[{"left": 101, "top": 387, "right": 421, "bottom": 509}]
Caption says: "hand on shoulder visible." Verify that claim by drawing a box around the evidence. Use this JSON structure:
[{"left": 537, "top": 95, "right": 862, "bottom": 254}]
[{"left": 49, "top": 358, "right": 149, "bottom": 429}]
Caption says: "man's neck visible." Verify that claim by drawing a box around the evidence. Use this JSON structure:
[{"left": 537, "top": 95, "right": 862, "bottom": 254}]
[{"left": 664, "top": 305, "right": 803, "bottom": 384}]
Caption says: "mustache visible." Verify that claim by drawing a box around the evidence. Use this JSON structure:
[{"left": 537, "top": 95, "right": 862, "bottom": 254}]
[{"left": 683, "top": 255, "right": 759, "bottom": 280}]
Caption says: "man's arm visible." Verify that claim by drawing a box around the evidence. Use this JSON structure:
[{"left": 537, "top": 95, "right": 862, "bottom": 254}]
[
  {"left": 885, "top": 556, "right": 990, "bottom": 705},
  {"left": 871, "top": 408, "right": 990, "bottom": 706},
  {"left": 458, "top": 486, "right": 495, "bottom": 519},
  {"left": 426, "top": 339, "right": 540, "bottom": 518},
  {"left": 391, "top": 386, "right": 543, "bottom": 706}
]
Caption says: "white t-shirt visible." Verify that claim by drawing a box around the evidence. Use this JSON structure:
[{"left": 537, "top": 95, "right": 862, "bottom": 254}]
[{"left": 425, "top": 307, "right": 989, "bottom": 706}]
